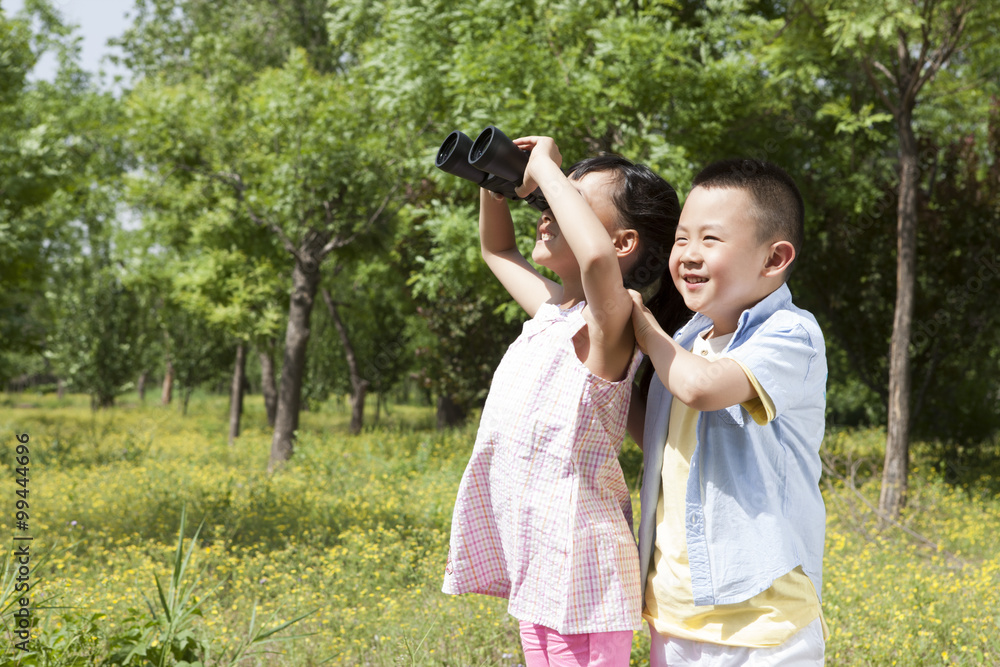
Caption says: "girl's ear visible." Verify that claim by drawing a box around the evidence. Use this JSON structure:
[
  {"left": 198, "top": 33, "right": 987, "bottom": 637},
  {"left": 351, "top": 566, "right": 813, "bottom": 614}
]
[
  {"left": 763, "top": 240, "right": 795, "bottom": 277},
  {"left": 614, "top": 229, "right": 640, "bottom": 258}
]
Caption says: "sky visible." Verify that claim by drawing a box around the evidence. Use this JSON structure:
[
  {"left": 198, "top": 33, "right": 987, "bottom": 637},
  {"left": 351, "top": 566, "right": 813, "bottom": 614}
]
[{"left": 4, "top": 0, "right": 135, "bottom": 85}]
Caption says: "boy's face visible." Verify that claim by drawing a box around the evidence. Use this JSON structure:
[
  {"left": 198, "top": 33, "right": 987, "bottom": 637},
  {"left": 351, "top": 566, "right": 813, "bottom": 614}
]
[{"left": 669, "top": 186, "right": 774, "bottom": 336}]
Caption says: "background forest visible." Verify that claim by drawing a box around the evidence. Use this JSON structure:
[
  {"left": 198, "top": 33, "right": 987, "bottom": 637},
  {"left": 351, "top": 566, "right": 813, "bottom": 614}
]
[
  {"left": 4, "top": 0, "right": 1000, "bottom": 478},
  {"left": 2, "top": 0, "right": 1000, "bottom": 664}
]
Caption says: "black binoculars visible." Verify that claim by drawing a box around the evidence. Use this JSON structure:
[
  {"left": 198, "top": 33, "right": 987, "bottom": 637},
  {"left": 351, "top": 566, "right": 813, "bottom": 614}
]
[{"left": 434, "top": 126, "right": 550, "bottom": 212}]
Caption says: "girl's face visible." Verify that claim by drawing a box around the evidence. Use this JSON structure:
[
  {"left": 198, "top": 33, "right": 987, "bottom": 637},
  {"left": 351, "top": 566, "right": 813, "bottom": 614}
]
[{"left": 531, "top": 170, "right": 621, "bottom": 275}]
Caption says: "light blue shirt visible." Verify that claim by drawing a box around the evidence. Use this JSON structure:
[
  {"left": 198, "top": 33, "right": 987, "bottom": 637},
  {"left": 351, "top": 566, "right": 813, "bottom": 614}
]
[{"left": 638, "top": 284, "right": 827, "bottom": 607}]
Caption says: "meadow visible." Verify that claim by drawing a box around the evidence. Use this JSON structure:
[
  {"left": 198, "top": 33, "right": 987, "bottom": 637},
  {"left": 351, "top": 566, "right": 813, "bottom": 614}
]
[{"left": 1, "top": 391, "right": 998, "bottom": 666}]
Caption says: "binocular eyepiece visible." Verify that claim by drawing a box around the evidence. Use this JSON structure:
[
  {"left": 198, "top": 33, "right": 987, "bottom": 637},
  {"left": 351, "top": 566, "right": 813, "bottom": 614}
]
[{"left": 435, "top": 126, "right": 549, "bottom": 212}]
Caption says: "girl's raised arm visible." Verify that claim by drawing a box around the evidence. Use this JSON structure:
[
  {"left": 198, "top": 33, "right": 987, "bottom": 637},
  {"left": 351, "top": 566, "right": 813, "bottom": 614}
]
[
  {"left": 514, "top": 137, "right": 636, "bottom": 366},
  {"left": 479, "top": 188, "right": 562, "bottom": 318}
]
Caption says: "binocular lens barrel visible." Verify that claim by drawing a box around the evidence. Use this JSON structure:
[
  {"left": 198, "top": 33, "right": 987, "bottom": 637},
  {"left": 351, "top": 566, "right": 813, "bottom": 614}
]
[
  {"left": 436, "top": 132, "right": 462, "bottom": 166},
  {"left": 435, "top": 131, "right": 489, "bottom": 185},
  {"left": 469, "top": 126, "right": 529, "bottom": 185},
  {"left": 434, "top": 125, "right": 549, "bottom": 212},
  {"left": 468, "top": 127, "right": 494, "bottom": 164}
]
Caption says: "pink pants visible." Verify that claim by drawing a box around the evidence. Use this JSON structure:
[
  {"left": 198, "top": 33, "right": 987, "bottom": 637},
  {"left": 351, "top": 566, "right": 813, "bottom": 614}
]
[{"left": 519, "top": 621, "right": 633, "bottom": 667}]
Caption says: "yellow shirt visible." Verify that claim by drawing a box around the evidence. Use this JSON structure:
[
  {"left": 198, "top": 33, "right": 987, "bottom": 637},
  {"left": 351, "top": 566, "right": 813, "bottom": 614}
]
[{"left": 642, "top": 330, "right": 824, "bottom": 647}]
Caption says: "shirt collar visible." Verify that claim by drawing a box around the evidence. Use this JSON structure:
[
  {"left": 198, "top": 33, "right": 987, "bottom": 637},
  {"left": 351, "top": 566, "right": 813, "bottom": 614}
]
[{"left": 676, "top": 283, "right": 793, "bottom": 347}]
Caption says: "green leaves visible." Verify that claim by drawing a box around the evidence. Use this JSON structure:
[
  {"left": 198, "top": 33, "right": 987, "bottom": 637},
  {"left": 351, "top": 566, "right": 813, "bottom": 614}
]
[
  {"left": 823, "top": 0, "right": 925, "bottom": 54},
  {"left": 818, "top": 99, "right": 894, "bottom": 138},
  {"left": 46, "top": 268, "right": 147, "bottom": 407}
]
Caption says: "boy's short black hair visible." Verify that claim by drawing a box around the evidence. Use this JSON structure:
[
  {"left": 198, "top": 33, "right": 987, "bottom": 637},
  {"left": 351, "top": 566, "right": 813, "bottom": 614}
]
[{"left": 692, "top": 158, "right": 804, "bottom": 274}]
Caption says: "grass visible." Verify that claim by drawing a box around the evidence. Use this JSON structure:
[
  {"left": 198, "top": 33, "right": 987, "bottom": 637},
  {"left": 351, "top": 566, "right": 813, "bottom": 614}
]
[{"left": 0, "top": 391, "right": 998, "bottom": 665}]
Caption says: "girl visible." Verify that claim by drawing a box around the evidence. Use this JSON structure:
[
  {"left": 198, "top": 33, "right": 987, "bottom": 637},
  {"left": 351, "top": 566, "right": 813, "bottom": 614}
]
[{"left": 442, "top": 136, "right": 685, "bottom": 666}]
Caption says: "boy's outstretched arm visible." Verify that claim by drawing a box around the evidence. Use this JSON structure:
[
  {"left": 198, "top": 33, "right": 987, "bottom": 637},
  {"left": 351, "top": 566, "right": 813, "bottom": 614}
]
[
  {"left": 479, "top": 188, "right": 561, "bottom": 318},
  {"left": 629, "top": 291, "right": 756, "bottom": 411}
]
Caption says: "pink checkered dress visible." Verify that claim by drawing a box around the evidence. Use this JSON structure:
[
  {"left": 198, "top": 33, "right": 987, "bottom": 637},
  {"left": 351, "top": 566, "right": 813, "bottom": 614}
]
[{"left": 442, "top": 301, "right": 643, "bottom": 634}]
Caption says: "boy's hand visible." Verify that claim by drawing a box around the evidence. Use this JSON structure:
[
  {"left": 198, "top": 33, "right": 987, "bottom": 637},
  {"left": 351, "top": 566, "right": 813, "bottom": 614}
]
[
  {"left": 629, "top": 289, "right": 663, "bottom": 354},
  {"left": 512, "top": 136, "right": 562, "bottom": 199}
]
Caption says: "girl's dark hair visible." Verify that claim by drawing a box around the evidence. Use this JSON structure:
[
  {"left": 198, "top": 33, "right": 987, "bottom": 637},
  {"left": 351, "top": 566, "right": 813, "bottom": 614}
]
[{"left": 568, "top": 155, "right": 691, "bottom": 400}]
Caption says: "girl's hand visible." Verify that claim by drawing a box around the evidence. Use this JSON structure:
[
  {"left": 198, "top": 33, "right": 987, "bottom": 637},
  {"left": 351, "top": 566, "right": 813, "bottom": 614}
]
[{"left": 513, "top": 136, "right": 562, "bottom": 198}]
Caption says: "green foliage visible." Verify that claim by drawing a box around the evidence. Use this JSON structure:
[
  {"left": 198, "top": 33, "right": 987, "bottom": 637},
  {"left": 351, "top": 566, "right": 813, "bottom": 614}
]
[
  {"left": 3, "top": 397, "right": 1000, "bottom": 664},
  {"left": 764, "top": 0, "right": 1000, "bottom": 454},
  {"left": 46, "top": 267, "right": 147, "bottom": 408},
  {"left": 113, "top": 0, "right": 339, "bottom": 83},
  {"left": 302, "top": 257, "right": 414, "bottom": 410},
  {"left": 3, "top": 0, "right": 1000, "bottom": 455},
  {"left": 105, "top": 507, "right": 315, "bottom": 667},
  {"left": 817, "top": 100, "right": 893, "bottom": 139},
  {"left": 823, "top": 0, "right": 925, "bottom": 54},
  {"left": 0, "top": 2, "right": 145, "bottom": 400},
  {"left": 405, "top": 202, "right": 525, "bottom": 420},
  {"left": 0, "top": 7, "right": 89, "bottom": 365},
  {"left": 106, "top": 508, "right": 218, "bottom": 667},
  {"left": 123, "top": 20, "right": 408, "bottom": 429},
  {"left": 0, "top": 546, "right": 58, "bottom": 652},
  {"left": 161, "top": 304, "right": 234, "bottom": 413}
]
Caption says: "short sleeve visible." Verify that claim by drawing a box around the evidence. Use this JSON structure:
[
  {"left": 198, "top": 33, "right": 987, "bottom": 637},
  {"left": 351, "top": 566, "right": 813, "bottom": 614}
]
[
  {"left": 731, "top": 359, "right": 776, "bottom": 425},
  {"left": 724, "top": 318, "right": 822, "bottom": 420}
]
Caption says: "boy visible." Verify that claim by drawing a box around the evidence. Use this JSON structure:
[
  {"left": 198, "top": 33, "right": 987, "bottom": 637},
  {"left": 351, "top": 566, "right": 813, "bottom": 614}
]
[{"left": 628, "top": 158, "right": 828, "bottom": 665}]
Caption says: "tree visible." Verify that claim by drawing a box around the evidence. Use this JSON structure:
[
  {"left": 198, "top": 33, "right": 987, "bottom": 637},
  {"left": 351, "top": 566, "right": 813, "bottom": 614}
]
[
  {"left": 0, "top": 4, "right": 83, "bottom": 380},
  {"left": 404, "top": 202, "right": 525, "bottom": 427},
  {"left": 120, "top": 0, "right": 410, "bottom": 465},
  {"left": 112, "top": 0, "right": 340, "bottom": 82},
  {"left": 4, "top": 0, "right": 146, "bottom": 406},
  {"left": 126, "top": 50, "right": 405, "bottom": 469},
  {"left": 48, "top": 267, "right": 146, "bottom": 407},
  {"left": 170, "top": 245, "right": 285, "bottom": 437},
  {"left": 819, "top": 0, "right": 1000, "bottom": 519},
  {"left": 300, "top": 252, "right": 413, "bottom": 433},
  {"left": 328, "top": 0, "right": 712, "bottom": 424},
  {"left": 161, "top": 301, "right": 234, "bottom": 415}
]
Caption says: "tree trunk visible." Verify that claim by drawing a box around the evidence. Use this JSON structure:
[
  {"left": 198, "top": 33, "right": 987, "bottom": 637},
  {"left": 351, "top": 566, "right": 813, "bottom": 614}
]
[
  {"left": 348, "top": 385, "right": 368, "bottom": 433},
  {"left": 137, "top": 371, "right": 148, "bottom": 402},
  {"left": 228, "top": 342, "right": 247, "bottom": 445},
  {"left": 258, "top": 341, "right": 278, "bottom": 428},
  {"left": 880, "top": 103, "right": 919, "bottom": 522},
  {"left": 161, "top": 360, "right": 174, "bottom": 405},
  {"left": 436, "top": 393, "right": 468, "bottom": 429},
  {"left": 269, "top": 255, "right": 322, "bottom": 472},
  {"left": 321, "top": 287, "right": 369, "bottom": 435},
  {"left": 57, "top": 379, "right": 66, "bottom": 399}
]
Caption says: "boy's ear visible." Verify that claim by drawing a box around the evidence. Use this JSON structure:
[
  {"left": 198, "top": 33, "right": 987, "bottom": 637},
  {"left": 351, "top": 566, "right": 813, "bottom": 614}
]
[
  {"left": 614, "top": 229, "right": 640, "bottom": 257},
  {"left": 763, "top": 240, "right": 795, "bottom": 277}
]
